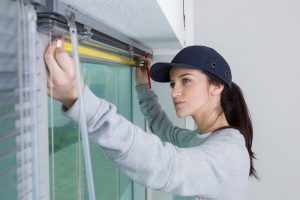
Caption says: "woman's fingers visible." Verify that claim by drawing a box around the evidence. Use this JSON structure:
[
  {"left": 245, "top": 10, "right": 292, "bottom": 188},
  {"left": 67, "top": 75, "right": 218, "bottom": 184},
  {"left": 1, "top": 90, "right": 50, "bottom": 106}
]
[
  {"left": 135, "top": 57, "right": 152, "bottom": 86},
  {"left": 44, "top": 39, "right": 64, "bottom": 80},
  {"left": 135, "top": 66, "right": 149, "bottom": 86},
  {"left": 56, "top": 36, "right": 64, "bottom": 48},
  {"left": 53, "top": 37, "right": 75, "bottom": 76},
  {"left": 55, "top": 47, "right": 76, "bottom": 77},
  {"left": 44, "top": 37, "right": 78, "bottom": 106}
]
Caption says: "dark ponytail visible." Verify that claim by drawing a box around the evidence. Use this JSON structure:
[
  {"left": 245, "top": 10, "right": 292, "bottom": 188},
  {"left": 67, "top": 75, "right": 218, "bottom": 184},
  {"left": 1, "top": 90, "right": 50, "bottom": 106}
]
[
  {"left": 221, "top": 83, "right": 258, "bottom": 179},
  {"left": 205, "top": 72, "right": 258, "bottom": 179}
]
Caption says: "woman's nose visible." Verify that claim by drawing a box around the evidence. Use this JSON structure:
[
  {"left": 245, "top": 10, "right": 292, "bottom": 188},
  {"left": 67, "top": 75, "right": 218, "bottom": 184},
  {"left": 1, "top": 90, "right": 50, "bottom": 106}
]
[{"left": 171, "top": 86, "right": 182, "bottom": 98}]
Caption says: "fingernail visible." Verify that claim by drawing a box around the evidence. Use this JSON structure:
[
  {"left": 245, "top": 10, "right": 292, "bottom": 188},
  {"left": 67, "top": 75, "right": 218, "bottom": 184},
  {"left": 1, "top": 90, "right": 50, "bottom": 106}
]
[{"left": 56, "top": 39, "right": 62, "bottom": 48}]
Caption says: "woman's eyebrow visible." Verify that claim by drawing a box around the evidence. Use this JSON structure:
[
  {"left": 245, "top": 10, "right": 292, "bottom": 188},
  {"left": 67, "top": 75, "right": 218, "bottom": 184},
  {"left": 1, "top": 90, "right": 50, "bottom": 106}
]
[
  {"left": 178, "top": 73, "right": 193, "bottom": 78},
  {"left": 170, "top": 73, "right": 193, "bottom": 81}
]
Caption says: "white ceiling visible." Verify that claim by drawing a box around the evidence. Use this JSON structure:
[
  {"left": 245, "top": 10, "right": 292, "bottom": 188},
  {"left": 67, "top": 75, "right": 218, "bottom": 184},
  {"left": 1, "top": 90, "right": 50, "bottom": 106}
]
[{"left": 58, "top": 0, "right": 181, "bottom": 49}]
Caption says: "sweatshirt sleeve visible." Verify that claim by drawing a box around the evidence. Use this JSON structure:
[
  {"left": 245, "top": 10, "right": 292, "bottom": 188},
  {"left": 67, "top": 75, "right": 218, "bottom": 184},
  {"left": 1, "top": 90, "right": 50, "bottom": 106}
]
[
  {"left": 135, "top": 84, "right": 195, "bottom": 147},
  {"left": 64, "top": 86, "right": 250, "bottom": 198}
]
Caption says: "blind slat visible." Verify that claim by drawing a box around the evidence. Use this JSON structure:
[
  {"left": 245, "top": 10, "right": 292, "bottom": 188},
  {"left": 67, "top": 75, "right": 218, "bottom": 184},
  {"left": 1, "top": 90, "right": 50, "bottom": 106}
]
[
  {"left": 0, "top": 121, "right": 16, "bottom": 138},
  {"left": 16, "top": 159, "right": 33, "bottom": 183},
  {"left": 0, "top": 33, "right": 17, "bottom": 54},
  {"left": 0, "top": 150, "right": 17, "bottom": 175},
  {"left": 0, "top": 91, "right": 19, "bottom": 105},
  {"left": 0, "top": 135, "right": 17, "bottom": 158},
  {"left": 0, "top": 72, "right": 19, "bottom": 89},
  {"left": 0, "top": 53, "right": 18, "bottom": 72},
  {"left": 0, "top": 111, "right": 19, "bottom": 124},
  {"left": 0, "top": 129, "right": 18, "bottom": 143}
]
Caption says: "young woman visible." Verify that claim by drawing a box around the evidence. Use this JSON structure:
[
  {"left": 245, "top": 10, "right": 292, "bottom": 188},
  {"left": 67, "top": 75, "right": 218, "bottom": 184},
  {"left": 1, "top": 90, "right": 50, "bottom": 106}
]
[{"left": 44, "top": 39, "right": 257, "bottom": 200}]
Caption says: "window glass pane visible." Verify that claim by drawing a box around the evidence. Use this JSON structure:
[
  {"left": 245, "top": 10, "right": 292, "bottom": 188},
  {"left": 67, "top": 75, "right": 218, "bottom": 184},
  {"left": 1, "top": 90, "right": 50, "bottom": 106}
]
[
  {"left": 49, "top": 61, "right": 133, "bottom": 200},
  {"left": 48, "top": 99, "right": 79, "bottom": 200}
]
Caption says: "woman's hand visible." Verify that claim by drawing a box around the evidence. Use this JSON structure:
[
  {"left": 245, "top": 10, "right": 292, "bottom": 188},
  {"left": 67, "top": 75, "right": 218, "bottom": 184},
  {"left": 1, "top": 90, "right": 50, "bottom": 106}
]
[
  {"left": 135, "top": 58, "right": 151, "bottom": 86},
  {"left": 44, "top": 37, "right": 80, "bottom": 108}
]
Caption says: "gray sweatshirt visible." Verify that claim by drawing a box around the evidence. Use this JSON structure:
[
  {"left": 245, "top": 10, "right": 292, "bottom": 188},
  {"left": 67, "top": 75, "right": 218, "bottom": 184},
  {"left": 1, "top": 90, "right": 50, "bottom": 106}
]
[{"left": 65, "top": 85, "right": 250, "bottom": 200}]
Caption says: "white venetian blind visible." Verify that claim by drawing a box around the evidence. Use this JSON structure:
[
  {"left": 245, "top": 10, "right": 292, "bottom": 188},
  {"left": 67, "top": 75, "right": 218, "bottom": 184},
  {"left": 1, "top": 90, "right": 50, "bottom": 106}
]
[{"left": 0, "top": 0, "right": 41, "bottom": 199}]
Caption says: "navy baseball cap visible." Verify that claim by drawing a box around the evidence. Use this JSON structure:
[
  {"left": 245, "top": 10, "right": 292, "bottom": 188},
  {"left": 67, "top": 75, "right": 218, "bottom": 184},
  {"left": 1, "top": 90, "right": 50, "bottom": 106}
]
[{"left": 150, "top": 45, "right": 232, "bottom": 88}]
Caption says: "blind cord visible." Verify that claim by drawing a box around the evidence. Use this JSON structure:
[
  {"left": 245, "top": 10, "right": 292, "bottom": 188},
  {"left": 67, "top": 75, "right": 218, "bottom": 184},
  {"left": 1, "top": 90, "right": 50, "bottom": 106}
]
[
  {"left": 17, "top": 0, "right": 26, "bottom": 198},
  {"left": 49, "top": 31, "right": 56, "bottom": 200},
  {"left": 27, "top": 5, "right": 40, "bottom": 200},
  {"left": 67, "top": 12, "right": 96, "bottom": 200}
]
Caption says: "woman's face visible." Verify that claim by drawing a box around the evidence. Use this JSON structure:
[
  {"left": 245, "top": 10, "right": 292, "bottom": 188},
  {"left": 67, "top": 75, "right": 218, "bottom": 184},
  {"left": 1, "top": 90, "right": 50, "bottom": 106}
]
[{"left": 169, "top": 67, "right": 216, "bottom": 118}]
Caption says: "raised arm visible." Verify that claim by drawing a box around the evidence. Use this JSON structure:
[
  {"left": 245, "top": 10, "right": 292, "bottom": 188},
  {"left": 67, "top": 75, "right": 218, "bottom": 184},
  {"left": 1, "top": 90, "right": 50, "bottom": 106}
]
[
  {"left": 136, "top": 84, "right": 197, "bottom": 147},
  {"left": 65, "top": 86, "right": 249, "bottom": 198}
]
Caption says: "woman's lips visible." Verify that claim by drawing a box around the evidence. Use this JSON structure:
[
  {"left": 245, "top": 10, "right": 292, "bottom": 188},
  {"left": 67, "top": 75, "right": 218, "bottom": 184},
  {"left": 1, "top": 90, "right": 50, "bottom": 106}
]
[{"left": 174, "top": 101, "right": 185, "bottom": 109}]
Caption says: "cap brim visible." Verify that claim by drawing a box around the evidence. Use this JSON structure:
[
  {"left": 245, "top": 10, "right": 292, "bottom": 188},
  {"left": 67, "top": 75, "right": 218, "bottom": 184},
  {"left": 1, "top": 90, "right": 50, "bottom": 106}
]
[{"left": 150, "top": 62, "right": 200, "bottom": 82}]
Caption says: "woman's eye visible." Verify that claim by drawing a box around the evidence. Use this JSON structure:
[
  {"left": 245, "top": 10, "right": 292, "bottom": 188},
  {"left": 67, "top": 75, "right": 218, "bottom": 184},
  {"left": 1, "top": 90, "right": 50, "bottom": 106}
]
[
  {"left": 182, "top": 78, "right": 191, "bottom": 84},
  {"left": 170, "top": 82, "right": 175, "bottom": 88}
]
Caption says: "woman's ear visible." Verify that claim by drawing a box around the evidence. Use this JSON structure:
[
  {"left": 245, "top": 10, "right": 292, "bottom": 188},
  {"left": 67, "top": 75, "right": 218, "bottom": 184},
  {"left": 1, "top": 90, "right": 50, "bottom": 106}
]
[{"left": 210, "top": 83, "right": 224, "bottom": 96}]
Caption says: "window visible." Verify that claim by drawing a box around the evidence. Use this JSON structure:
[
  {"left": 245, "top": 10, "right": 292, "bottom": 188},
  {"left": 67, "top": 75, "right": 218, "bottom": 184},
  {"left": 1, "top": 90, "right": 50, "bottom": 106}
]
[{"left": 48, "top": 61, "right": 134, "bottom": 200}]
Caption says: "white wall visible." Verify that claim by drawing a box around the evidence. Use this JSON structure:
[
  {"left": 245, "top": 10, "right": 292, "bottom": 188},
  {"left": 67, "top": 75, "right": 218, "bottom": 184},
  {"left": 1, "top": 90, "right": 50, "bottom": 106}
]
[
  {"left": 194, "top": 0, "right": 300, "bottom": 199},
  {"left": 184, "top": 0, "right": 194, "bottom": 46},
  {"left": 153, "top": 0, "right": 194, "bottom": 52},
  {"left": 156, "top": 0, "right": 185, "bottom": 47}
]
